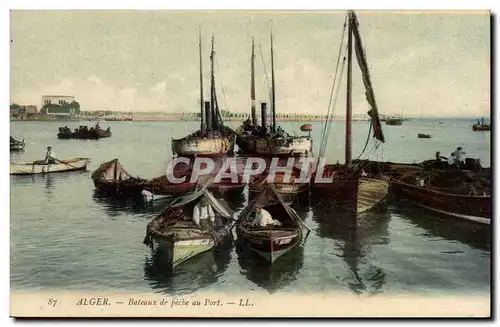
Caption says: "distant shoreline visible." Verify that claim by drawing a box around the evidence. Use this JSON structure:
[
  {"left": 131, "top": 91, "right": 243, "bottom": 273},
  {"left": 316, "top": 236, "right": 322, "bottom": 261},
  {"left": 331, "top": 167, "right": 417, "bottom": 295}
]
[{"left": 10, "top": 114, "right": 371, "bottom": 123}]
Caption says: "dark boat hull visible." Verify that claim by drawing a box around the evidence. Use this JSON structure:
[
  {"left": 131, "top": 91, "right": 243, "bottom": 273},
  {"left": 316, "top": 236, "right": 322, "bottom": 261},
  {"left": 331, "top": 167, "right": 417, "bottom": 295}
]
[
  {"left": 236, "top": 228, "right": 301, "bottom": 263},
  {"left": 390, "top": 179, "right": 491, "bottom": 224},
  {"left": 472, "top": 125, "right": 490, "bottom": 131},
  {"left": 311, "top": 177, "right": 389, "bottom": 215},
  {"left": 93, "top": 179, "right": 145, "bottom": 197}
]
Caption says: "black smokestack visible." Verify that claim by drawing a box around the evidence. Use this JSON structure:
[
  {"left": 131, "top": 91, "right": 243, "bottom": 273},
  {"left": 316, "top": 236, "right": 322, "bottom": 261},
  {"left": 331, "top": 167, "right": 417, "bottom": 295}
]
[
  {"left": 205, "top": 101, "right": 212, "bottom": 131},
  {"left": 261, "top": 102, "right": 267, "bottom": 130}
]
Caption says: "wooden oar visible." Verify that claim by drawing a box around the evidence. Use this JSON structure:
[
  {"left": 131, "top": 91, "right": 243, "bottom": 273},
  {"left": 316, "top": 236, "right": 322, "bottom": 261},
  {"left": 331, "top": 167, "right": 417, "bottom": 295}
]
[{"left": 53, "top": 158, "right": 78, "bottom": 169}]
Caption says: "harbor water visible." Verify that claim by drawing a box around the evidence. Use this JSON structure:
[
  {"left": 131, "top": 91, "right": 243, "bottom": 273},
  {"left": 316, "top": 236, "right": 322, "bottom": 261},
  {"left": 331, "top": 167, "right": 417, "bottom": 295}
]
[{"left": 10, "top": 118, "right": 491, "bottom": 296}]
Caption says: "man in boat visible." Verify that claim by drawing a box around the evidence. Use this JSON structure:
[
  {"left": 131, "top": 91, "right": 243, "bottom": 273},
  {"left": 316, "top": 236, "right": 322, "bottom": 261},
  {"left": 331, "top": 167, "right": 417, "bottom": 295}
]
[
  {"left": 44, "top": 146, "right": 57, "bottom": 164},
  {"left": 95, "top": 122, "right": 100, "bottom": 130},
  {"left": 448, "top": 147, "right": 466, "bottom": 168},
  {"left": 252, "top": 206, "right": 281, "bottom": 227},
  {"left": 192, "top": 197, "right": 216, "bottom": 229}
]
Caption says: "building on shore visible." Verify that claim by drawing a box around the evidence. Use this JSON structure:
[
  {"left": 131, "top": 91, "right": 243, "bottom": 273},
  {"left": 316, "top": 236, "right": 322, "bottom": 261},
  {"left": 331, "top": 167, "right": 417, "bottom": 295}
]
[{"left": 40, "top": 95, "right": 80, "bottom": 116}]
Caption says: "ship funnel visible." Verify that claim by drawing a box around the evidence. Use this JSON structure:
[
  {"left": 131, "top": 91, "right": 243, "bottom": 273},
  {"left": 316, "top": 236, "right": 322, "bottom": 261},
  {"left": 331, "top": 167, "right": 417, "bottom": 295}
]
[
  {"left": 205, "top": 101, "right": 212, "bottom": 131},
  {"left": 261, "top": 102, "right": 267, "bottom": 130}
]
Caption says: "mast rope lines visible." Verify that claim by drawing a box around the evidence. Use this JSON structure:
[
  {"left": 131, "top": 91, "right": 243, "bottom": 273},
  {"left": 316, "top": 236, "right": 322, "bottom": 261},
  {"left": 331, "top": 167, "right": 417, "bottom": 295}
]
[{"left": 318, "top": 13, "right": 349, "bottom": 159}]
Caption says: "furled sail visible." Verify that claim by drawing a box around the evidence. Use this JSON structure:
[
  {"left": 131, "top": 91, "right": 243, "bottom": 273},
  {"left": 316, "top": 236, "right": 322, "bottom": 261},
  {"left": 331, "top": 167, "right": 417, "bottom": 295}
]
[{"left": 350, "top": 12, "right": 385, "bottom": 143}]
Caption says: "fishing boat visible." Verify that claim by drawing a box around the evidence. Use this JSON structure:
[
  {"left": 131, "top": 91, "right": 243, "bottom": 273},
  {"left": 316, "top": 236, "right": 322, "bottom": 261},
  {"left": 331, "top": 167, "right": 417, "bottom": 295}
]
[
  {"left": 385, "top": 117, "right": 403, "bottom": 125},
  {"left": 171, "top": 34, "right": 235, "bottom": 157},
  {"left": 310, "top": 11, "right": 389, "bottom": 215},
  {"left": 249, "top": 168, "right": 310, "bottom": 205},
  {"left": 143, "top": 187, "right": 234, "bottom": 269},
  {"left": 10, "top": 157, "right": 90, "bottom": 175},
  {"left": 10, "top": 137, "right": 25, "bottom": 151},
  {"left": 390, "top": 168, "right": 491, "bottom": 225},
  {"left": 472, "top": 117, "right": 490, "bottom": 131},
  {"left": 418, "top": 133, "right": 431, "bottom": 139},
  {"left": 236, "top": 35, "right": 312, "bottom": 157},
  {"left": 91, "top": 159, "right": 146, "bottom": 197},
  {"left": 57, "top": 125, "right": 112, "bottom": 139},
  {"left": 235, "top": 185, "right": 310, "bottom": 264}
]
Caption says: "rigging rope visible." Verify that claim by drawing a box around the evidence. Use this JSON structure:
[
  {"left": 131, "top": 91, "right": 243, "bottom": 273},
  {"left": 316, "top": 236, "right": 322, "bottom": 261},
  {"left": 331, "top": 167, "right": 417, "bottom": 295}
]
[
  {"left": 214, "top": 53, "right": 235, "bottom": 129},
  {"left": 319, "top": 13, "right": 348, "bottom": 158},
  {"left": 318, "top": 50, "right": 347, "bottom": 159}
]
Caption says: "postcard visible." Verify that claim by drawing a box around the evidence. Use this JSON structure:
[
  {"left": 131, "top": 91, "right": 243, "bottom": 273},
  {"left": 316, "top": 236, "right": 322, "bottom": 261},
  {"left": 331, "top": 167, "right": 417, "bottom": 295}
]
[{"left": 9, "top": 9, "right": 491, "bottom": 318}]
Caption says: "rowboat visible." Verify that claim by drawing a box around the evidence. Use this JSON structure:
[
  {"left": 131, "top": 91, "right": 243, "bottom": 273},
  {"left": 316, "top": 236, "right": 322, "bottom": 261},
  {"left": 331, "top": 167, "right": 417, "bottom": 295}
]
[
  {"left": 10, "top": 157, "right": 90, "bottom": 175},
  {"left": 418, "top": 133, "right": 431, "bottom": 139},
  {"left": 236, "top": 185, "right": 310, "bottom": 264},
  {"left": 10, "top": 137, "right": 25, "bottom": 151},
  {"left": 91, "top": 158, "right": 146, "bottom": 197},
  {"left": 390, "top": 168, "right": 491, "bottom": 225},
  {"left": 143, "top": 187, "right": 234, "bottom": 269}
]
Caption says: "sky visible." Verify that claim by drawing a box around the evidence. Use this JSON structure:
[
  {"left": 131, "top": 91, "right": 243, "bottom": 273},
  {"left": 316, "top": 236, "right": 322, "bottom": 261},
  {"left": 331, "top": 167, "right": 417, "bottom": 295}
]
[{"left": 10, "top": 10, "right": 490, "bottom": 117}]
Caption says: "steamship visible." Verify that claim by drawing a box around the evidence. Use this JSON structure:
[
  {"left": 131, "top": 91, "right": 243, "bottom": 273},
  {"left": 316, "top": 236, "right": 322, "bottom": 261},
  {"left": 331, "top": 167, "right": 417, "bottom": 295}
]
[
  {"left": 235, "top": 36, "right": 312, "bottom": 157},
  {"left": 171, "top": 34, "right": 234, "bottom": 158}
]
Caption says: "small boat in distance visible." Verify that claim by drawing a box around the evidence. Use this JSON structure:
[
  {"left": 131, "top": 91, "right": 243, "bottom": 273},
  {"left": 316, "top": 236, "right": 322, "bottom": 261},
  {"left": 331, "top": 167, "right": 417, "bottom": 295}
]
[
  {"left": 91, "top": 159, "right": 146, "bottom": 197},
  {"left": 171, "top": 34, "right": 235, "bottom": 157},
  {"left": 418, "top": 133, "right": 431, "bottom": 139},
  {"left": 57, "top": 125, "right": 112, "bottom": 139},
  {"left": 10, "top": 137, "right": 25, "bottom": 151},
  {"left": 10, "top": 157, "right": 90, "bottom": 175},
  {"left": 472, "top": 117, "right": 490, "bottom": 131},
  {"left": 385, "top": 117, "right": 404, "bottom": 125}
]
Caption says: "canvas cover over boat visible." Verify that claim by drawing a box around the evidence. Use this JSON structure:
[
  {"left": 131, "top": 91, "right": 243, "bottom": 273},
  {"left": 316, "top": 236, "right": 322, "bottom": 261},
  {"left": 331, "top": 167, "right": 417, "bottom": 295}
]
[{"left": 91, "top": 158, "right": 133, "bottom": 182}]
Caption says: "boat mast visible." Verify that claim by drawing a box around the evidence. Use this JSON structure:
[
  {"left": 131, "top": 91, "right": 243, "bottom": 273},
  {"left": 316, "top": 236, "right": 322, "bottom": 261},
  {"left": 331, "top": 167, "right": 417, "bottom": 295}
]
[
  {"left": 271, "top": 30, "right": 276, "bottom": 134},
  {"left": 251, "top": 37, "right": 257, "bottom": 126},
  {"left": 210, "top": 35, "right": 216, "bottom": 131},
  {"left": 199, "top": 28, "right": 206, "bottom": 134},
  {"left": 345, "top": 11, "right": 353, "bottom": 165}
]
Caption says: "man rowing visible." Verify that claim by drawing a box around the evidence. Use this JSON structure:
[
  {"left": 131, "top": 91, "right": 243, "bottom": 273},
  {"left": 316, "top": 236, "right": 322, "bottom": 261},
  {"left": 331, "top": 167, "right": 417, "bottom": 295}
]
[{"left": 44, "top": 146, "right": 57, "bottom": 164}]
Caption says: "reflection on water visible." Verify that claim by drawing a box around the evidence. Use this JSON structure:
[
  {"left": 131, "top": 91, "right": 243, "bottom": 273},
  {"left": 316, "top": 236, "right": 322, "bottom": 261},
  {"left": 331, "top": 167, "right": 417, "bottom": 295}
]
[
  {"left": 313, "top": 204, "right": 390, "bottom": 296},
  {"left": 236, "top": 242, "right": 304, "bottom": 294},
  {"left": 391, "top": 201, "right": 491, "bottom": 252},
  {"left": 91, "top": 190, "right": 166, "bottom": 217},
  {"left": 143, "top": 240, "right": 233, "bottom": 295}
]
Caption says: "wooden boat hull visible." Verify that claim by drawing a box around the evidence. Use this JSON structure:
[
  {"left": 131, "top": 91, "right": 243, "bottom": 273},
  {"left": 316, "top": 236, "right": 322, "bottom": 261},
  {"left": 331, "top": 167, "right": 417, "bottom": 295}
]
[
  {"left": 208, "top": 183, "right": 245, "bottom": 197},
  {"left": 58, "top": 130, "right": 112, "bottom": 139},
  {"left": 10, "top": 142, "right": 25, "bottom": 151},
  {"left": 143, "top": 181, "right": 196, "bottom": 197},
  {"left": 236, "top": 228, "right": 300, "bottom": 263},
  {"left": 254, "top": 137, "right": 312, "bottom": 156},
  {"left": 385, "top": 119, "right": 403, "bottom": 125},
  {"left": 249, "top": 183, "right": 309, "bottom": 204},
  {"left": 472, "top": 125, "right": 490, "bottom": 131},
  {"left": 311, "top": 177, "right": 389, "bottom": 215},
  {"left": 171, "top": 136, "right": 233, "bottom": 157},
  {"left": 10, "top": 157, "right": 90, "bottom": 175},
  {"left": 155, "top": 236, "right": 216, "bottom": 269},
  {"left": 418, "top": 134, "right": 431, "bottom": 139},
  {"left": 390, "top": 179, "right": 491, "bottom": 225},
  {"left": 93, "top": 179, "right": 145, "bottom": 197}
]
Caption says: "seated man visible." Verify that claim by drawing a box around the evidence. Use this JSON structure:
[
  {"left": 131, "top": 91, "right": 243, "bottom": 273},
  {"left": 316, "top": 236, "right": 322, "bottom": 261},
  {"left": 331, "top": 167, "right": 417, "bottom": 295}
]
[
  {"left": 192, "top": 198, "right": 216, "bottom": 229},
  {"left": 44, "top": 146, "right": 57, "bottom": 164},
  {"left": 252, "top": 206, "right": 280, "bottom": 227}
]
